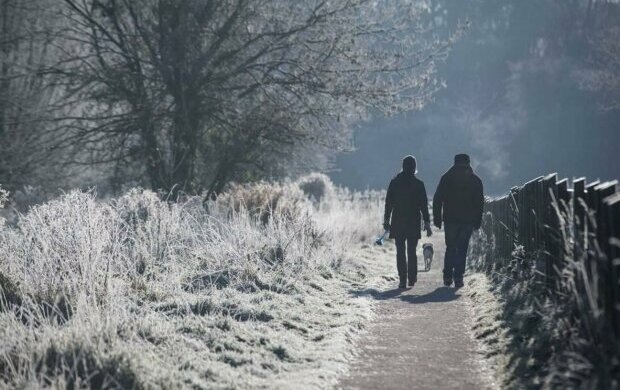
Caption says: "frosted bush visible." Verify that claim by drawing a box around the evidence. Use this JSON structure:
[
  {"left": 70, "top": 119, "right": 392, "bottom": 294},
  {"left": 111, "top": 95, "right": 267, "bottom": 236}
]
[
  {"left": 0, "top": 191, "right": 125, "bottom": 309},
  {"left": 296, "top": 173, "right": 334, "bottom": 204},
  {"left": 212, "top": 181, "right": 311, "bottom": 224}
]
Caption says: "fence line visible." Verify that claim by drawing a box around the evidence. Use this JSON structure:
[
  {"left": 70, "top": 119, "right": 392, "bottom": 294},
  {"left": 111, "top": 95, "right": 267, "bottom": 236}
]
[{"left": 482, "top": 173, "right": 620, "bottom": 334}]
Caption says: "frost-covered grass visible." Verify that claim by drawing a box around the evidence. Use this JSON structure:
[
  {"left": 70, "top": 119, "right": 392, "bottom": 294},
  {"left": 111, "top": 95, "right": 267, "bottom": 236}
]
[
  {"left": 462, "top": 273, "right": 511, "bottom": 386},
  {"left": 0, "top": 186, "right": 8, "bottom": 209},
  {"left": 467, "top": 209, "right": 620, "bottom": 389},
  {"left": 0, "top": 176, "right": 384, "bottom": 389}
]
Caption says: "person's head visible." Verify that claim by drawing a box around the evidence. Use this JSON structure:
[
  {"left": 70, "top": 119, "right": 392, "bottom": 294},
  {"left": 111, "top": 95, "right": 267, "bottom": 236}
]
[
  {"left": 454, "top": 153, "right": 471, "bottom": 166},
  {"left": 402, "top": 155, "right": 417, "bottom": 174}
]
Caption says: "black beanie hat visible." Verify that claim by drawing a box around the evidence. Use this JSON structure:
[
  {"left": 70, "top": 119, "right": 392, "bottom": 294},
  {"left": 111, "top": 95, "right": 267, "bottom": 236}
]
[
  {"left": 402, "top": 155, "right": 417, "bottom": 173},
  {"left": 454, "top": 153, "right": 470, "bottom": 165}
]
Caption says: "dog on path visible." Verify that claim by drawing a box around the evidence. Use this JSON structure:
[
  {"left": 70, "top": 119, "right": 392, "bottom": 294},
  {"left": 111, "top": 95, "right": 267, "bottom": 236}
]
[{"left": 422, "top": 243, "right": 434, "bottom": 272}]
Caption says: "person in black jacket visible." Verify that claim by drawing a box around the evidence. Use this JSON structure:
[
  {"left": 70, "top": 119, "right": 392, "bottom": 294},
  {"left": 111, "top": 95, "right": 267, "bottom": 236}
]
[
  {"left": 384, "top": 155, "right": 432, "bottom": 288},
  {"left": 433, "top": 153, "right": 484, "bottom": 288}
]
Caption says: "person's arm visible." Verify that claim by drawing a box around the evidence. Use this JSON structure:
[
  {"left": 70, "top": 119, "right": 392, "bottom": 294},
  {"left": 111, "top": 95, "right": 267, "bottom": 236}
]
[
  {"left": 384, "top": 180, "right": 394, "bottom": 230},
  {"left": 420, "top": 182, "right": 430, "bottom": 224},
  {"left": 432, "top": 176, "right": 445, "bottom": 229},
  {"left": 420, "top": 182, "right": 432, "bottom": 236},
  {"left": 473, "top": 178, "right": 485, "bottom": 230}
]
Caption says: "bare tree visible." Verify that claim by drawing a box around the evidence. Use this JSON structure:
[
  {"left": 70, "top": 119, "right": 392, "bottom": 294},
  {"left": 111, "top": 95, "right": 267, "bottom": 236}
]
[{"left": 56, "top": 0, "right": 457, "bottom": 197}]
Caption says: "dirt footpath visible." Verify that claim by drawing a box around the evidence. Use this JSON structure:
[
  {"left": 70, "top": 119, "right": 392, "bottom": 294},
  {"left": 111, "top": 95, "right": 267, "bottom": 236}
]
[{"left": 338, "top": 232, "right": 497, "bottom": 390}]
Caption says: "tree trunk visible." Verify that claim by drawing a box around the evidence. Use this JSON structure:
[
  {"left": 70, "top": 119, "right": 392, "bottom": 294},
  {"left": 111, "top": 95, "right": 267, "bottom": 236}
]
[
  {"left": 141, "top": 118, "right": 168, "bottom": 191},
  {"left": 168, "top": 78, "right": 200, "bottom": 195}
]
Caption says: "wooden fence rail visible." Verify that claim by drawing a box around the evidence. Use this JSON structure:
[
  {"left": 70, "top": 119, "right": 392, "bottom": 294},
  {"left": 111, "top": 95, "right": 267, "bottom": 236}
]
[{"left": 482, "top": 174, "right": 620, "bottom": 333}]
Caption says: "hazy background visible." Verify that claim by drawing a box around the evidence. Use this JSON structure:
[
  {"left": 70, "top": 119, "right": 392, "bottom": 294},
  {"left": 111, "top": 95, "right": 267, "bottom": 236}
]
[{"left": 330, "top": 0, "right": 620, "bottom": 196}]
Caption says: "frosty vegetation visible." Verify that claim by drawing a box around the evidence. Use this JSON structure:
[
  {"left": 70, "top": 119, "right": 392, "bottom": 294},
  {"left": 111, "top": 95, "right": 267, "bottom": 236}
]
[{"left": 0, "top": 174, "right": 386, "bottom": 389}]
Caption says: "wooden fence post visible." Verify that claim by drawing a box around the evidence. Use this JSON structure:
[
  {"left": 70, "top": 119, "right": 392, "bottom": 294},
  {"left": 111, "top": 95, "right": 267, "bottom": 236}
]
[
  {"left": 573, "top": 178, "right": 586, "bottom": 232},
  {"left": 504, "top": 195, "right": 512, "bottom": 259},
  {"left": 594, "top": 181, "right": 618, "bottom": 255},
  {"left": 521, "top": 180, "right": 531, "bottom": 252},
  {"left": 604, "top": 193, "right": 620, "bottom": 335},
  {"left": 535, "top": 177, "right": 546, "bottom": 252},
  {"left": 557, "top": 178, "right": 570, "bottom": 216},
  {"left": 525, "top": 177, "right": 543, "bottom": 252},
  {"left": 543, "top": 173, "right": 559, "bottom": 286},
  {"left": 572, "top": 178, "right": 587, "bottom": 266},
  {"left": 510, "top": 186, "right": 520, "bottom": 258},
  {"left": 585, "top": 180, "right": 601, "bottom": 214}
]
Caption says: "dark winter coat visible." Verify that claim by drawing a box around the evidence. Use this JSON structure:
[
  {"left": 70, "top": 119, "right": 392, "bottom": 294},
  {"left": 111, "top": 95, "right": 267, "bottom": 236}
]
[
  {"left": 384, "top": 172, "right": 430, "bottom": 239},
  {"left": 432, "top": 165, "right": 484, "bottom": 229}
]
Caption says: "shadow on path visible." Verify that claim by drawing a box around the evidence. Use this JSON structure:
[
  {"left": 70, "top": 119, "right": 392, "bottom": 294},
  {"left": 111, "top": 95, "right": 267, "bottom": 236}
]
[
  {"left": 350, "top": 286, "right": 461, "bottom": 304},
  {"left": 399, "top": 287, "right": 461, "bottom": 304}
]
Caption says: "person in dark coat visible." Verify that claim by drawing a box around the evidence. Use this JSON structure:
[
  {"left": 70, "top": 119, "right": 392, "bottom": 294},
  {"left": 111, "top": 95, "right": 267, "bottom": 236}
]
[
  {"left": 433, "top": 153, "right": 484, "bottom": 288},
  {"left": 384, "top": 155, "right": 432, "bottom": 288}
]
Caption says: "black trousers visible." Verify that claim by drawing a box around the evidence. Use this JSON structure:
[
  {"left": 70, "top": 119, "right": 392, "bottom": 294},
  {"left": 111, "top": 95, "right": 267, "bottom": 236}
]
[
  {"left": 443, "top": 222, "right": 474, "bottom": 282},
  {"left": 395, "top": 236, "right": 418, "bottom": 283}
]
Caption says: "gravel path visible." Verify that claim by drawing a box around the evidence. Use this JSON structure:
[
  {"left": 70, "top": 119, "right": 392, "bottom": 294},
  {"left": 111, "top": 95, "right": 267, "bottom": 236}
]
[{"left": 338, "top": 232, "right": 497, "bottom": 390}]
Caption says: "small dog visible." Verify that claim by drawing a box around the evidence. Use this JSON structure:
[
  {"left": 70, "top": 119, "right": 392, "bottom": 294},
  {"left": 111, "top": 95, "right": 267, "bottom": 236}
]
[{"left": 422, "top": 243, "right": 434, "bottom": 272}]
